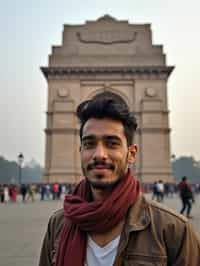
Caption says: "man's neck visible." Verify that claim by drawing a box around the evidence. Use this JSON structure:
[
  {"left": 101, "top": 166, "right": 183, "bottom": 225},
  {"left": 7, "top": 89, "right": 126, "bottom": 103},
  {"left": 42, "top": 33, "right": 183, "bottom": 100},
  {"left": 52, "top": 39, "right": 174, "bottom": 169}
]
[
  {"left": 90, "top": 219, "right": 125, "bottom": 247},
  {"left": 91, "top": 187, "right": 112, "bottom": 201}
]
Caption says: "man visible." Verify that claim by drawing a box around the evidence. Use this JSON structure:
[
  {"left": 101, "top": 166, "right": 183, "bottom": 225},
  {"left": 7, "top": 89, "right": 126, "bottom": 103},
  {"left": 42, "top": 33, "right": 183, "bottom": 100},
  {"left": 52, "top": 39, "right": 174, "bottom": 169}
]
[
  {"left": 151, "top": 181, "right": 158, "bottom": 200},
  {"left": 39, "top": 91, "right": 200, "bottom": 266},
  {"left": 179, "top": 176, "right": 194, "bottom": 218},
  {"left": 156, "top": 180, "right": 164, "bottom": 202},
  {"left": 0, "top": 184, "right": 5, "bottom": 203},
  {"left": 20, "top": 183, "right": 28, "bottom": 202}
]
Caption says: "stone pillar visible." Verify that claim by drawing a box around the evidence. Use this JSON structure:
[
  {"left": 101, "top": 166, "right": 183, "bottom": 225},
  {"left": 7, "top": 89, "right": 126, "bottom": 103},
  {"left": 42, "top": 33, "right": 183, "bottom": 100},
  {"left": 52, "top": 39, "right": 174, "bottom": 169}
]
[{"left": 43, "top": 87, "right": 80, "bottom": 183}]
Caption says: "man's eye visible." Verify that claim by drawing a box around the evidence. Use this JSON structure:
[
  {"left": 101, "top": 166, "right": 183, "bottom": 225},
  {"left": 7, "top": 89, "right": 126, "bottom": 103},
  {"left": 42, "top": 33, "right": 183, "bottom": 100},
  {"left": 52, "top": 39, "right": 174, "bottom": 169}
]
[
  {"left": 107, "top": 140, "right": 120, "bottom": 147},
  {"left": 82, "top": 141, "right": 95, "bottom": 149}
]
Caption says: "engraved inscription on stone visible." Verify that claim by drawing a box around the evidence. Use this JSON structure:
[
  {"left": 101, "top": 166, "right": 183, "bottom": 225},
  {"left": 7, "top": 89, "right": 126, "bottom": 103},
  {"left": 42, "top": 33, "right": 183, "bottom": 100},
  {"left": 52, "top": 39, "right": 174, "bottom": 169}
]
[{"left": 76, "top": 31, "right": 138, "bottom": 45}]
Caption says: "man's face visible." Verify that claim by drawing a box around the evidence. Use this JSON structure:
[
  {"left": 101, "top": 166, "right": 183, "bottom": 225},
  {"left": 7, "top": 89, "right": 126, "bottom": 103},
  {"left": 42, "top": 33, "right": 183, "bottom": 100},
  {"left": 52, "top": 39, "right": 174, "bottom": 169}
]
[{"left": 80, "top": 118, "right": 137, "bottom": 190}]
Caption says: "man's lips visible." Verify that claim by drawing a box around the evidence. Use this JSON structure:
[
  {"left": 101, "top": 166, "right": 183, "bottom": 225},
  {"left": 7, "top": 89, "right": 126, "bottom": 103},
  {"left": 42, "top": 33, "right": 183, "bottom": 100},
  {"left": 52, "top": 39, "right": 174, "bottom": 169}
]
[
  {"left": 87, "top": 163, "right": 114, "bottom": 171},
  {"left": 94, "top": 165, "right": 108, "bottom": 169}
]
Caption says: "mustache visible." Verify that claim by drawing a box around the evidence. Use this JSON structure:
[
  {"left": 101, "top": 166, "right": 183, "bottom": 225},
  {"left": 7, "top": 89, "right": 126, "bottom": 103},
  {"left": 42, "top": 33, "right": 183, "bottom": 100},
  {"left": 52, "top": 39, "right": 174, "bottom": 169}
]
[{"left": 87, "top": 161, "right": 115, "bottom": 171}]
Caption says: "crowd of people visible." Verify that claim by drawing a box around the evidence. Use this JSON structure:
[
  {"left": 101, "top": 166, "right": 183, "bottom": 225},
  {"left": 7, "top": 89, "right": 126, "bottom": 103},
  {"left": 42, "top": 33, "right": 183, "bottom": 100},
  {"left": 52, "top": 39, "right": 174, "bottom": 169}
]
[
  {"left": 149, "top": 177, "right": 198, "bottom": 218},
  {"left": 0, "top": 179, "right": 199, "bottom": 205},
  {"left": 151, "top": 180, "right": 176, "bottom": 202},
  {"left": 0, "top": 179, "right": 198, "bottom": 224},
  {"left": 0, "top": 183, "right": 75, "bottom": 203},
  {"left": 151, "top": 179, "right": 200, "bottom": 202}
]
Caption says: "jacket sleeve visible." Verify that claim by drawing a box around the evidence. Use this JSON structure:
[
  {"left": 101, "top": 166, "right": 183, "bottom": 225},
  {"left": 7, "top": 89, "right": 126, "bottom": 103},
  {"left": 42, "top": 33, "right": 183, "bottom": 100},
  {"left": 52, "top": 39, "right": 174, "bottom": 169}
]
[
  {"left": 172, "top": 222, "right": 200, "bottom": 265},
  {"left": 38, "top": 210, "right": 64, "bottom": 266},
  {"left": 38, "top": 217, "right": 54, "bottom": 266}
]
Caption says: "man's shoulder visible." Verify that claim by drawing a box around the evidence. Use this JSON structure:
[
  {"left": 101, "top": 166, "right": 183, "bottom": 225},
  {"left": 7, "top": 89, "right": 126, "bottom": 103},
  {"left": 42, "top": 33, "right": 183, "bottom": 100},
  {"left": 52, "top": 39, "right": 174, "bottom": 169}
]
[
  {"left": 143, "top": 195, "right": 188, "bottom": 224},
  {"left": 50, "top": 208, "right": 64, "bottom": 220},
  {"left": 128, "top": 195, "right": 189, "bottom": 236},
  {"left": 48, "top": 208, "right": 65, "bottom": 230}
]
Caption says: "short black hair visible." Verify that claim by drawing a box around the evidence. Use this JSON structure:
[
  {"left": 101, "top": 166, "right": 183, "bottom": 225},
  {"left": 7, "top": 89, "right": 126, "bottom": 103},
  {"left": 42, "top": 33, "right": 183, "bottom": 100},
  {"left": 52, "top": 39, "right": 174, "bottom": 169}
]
[
  {"left": 76, "top": 91, "right": 137, "bottom": 146},
  {"left": 182, "top": 176, "right": 187, "bottom": 181}
]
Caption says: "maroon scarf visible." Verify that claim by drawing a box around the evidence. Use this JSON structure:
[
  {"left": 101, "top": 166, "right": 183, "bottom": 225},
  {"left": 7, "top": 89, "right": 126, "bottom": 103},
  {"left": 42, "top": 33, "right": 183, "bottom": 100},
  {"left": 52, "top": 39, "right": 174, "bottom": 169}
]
[{"left": 56, "top": 170, "right": 140, "bottom": 266}]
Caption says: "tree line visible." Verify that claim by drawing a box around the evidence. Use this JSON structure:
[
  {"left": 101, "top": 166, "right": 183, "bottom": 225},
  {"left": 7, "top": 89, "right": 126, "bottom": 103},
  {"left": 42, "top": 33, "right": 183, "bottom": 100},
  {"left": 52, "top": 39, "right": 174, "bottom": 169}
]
[
  {"left": 172, "top": 156, "right": 200, "bottom": 183},
  {"left": 0, "top": 156, "right": 43, "bottom": 184}
]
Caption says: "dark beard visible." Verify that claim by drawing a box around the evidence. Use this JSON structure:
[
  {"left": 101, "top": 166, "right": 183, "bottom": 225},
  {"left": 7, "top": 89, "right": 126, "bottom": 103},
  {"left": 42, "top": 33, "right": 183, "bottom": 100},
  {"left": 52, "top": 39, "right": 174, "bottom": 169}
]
[
  {"left": 84, "top": 167, "right": 127, "bottom": 190},
  {"left": 87, "top": 176, "right": 120, "bottom": 190},
  {"left": 82, "top": 153, "right": 129, "bottom": 191}
]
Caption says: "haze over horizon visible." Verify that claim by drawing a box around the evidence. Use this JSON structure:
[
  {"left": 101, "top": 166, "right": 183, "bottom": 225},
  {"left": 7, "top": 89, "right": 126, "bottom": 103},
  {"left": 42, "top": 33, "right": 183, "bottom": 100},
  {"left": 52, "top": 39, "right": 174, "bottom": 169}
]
[{"left": 1, "top": 0, "right": 200, "bottom": 165}]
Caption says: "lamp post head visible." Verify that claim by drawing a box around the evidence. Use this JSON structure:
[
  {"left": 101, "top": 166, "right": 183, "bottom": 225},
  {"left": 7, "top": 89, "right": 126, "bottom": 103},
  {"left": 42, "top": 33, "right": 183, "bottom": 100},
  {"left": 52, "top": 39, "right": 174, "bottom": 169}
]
[{"left": 18, "top": 153, "right": 24, "bottom": 165}]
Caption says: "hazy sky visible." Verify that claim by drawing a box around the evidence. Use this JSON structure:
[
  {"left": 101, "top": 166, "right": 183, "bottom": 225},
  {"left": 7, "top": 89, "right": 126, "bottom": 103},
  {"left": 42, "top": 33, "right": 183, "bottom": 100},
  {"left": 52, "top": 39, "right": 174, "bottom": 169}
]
[{"left": 0, "top": 0, "right": 200, "bottom": 165}]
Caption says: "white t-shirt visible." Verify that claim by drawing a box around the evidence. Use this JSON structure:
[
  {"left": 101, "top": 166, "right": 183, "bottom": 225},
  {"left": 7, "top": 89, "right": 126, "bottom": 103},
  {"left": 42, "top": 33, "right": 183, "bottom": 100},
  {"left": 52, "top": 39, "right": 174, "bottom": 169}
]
[
  {"left": 157, "top": 183, "right": 164, "bottom": 192},
  {"left": 85, "top": 235, "right": 120, "bottom": 266}
]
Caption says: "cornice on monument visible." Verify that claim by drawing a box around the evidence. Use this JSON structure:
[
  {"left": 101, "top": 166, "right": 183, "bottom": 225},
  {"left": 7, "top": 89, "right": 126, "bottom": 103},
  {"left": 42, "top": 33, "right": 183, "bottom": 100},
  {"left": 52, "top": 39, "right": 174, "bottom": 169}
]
[{"left": 41, "top": 66, "right": 174, "bottom": 80}]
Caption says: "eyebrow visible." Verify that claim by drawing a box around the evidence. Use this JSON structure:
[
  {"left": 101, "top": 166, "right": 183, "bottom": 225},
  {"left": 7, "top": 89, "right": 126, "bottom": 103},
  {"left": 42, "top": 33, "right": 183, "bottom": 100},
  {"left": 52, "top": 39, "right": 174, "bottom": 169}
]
[
  {"left": 81, "top": 135, "right": 122, "bottom": 142},
  {"left": 81, "top": 135, "right": 96, "bottom": 141},
  {"left": 104, "top": 135, "right": 122, "bottom": 142}
]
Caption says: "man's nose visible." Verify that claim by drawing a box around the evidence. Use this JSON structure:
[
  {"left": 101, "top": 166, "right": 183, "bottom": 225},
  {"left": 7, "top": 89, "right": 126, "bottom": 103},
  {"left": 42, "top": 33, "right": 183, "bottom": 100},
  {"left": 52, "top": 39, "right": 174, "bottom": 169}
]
[{"left": 93, "top": 143, "right": 107, "bottom": 160}]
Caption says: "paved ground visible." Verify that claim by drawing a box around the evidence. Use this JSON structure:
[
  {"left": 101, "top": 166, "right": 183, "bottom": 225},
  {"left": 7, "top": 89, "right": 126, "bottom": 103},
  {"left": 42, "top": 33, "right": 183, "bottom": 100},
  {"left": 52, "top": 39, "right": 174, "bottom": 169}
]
[{"left": 0, "top": 194, "right": 200, "bottom": 266}]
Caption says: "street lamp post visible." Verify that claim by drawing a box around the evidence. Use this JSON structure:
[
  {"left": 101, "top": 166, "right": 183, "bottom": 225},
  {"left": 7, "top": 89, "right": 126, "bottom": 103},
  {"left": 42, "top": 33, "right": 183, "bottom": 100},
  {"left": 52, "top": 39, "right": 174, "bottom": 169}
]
[{"left": 18, "top": 153, "right": 24, "bottom": 185}]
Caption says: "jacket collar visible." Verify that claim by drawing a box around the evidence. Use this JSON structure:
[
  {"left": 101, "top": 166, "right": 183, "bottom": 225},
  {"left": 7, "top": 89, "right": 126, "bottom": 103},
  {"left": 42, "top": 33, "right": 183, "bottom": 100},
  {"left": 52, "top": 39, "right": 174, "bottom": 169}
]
[
  {"left": 117, "top": 195, "right": 151, "bottom": 255},
  {"left": 126, "top": 194, "right": 151, "bottom": 232}
]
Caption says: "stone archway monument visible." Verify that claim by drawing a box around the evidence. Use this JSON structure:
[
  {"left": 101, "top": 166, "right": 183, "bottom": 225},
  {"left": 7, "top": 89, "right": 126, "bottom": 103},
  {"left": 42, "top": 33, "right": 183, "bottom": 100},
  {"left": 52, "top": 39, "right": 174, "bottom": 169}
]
[{"left": 41, "top": 15, "right": 174, "bottom": 184}]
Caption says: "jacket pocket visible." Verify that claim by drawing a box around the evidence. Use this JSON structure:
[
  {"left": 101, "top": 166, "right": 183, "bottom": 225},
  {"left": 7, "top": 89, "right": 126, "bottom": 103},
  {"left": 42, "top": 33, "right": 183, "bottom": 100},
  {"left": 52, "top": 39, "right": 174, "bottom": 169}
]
[{"left": 121, "top": 253, "right": 167, "bottom": 266}]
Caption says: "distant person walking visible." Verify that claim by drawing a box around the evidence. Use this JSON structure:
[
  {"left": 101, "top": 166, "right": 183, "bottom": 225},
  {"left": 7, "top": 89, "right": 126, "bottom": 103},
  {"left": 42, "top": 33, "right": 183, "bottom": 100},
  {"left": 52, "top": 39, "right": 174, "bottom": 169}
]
[
  {"left": 20, "top": 184, "right": 28, "bottom": 202},
  {"left": 40, "top": 184, "right": 46, "bottom": 201},
  {"left": 45, "top": 184, "right": 51, "bottom": 200},
  {"left": 27, "top": 184, "right": 36, "bottom": 202},
  {"left": 152, "top": 181, "right": 158, "bottom": 200},
  {"left": 10, "top": 185, "right": 18, "bottom": 202},
  {"left": 156, "top": 180, "right": 164, "bottom": 202},
  {"left": 0, "top": 184, "right": 5, "bottom": 203},
  {"left": 53, "top": 182, "right": 60, "bottom": 200},
  {"left": 179, "top": 176, "right": 194, "bottom": 218},
  {"left": 4, "top": 185, "right": 9, "bottom": 202}
]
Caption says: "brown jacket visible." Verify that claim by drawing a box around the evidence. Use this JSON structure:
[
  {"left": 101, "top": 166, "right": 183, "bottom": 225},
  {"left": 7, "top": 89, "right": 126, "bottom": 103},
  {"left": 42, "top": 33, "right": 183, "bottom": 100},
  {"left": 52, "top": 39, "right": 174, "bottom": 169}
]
[{"left": 39, "top": 195, "right": 200, "bottom": 266}]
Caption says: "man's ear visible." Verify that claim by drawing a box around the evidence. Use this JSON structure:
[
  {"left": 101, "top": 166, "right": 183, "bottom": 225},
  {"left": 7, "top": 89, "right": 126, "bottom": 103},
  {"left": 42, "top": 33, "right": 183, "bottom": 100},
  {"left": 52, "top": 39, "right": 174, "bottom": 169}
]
[{"left": 127, "top": 144, "right": 138, "bottom": 164}]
